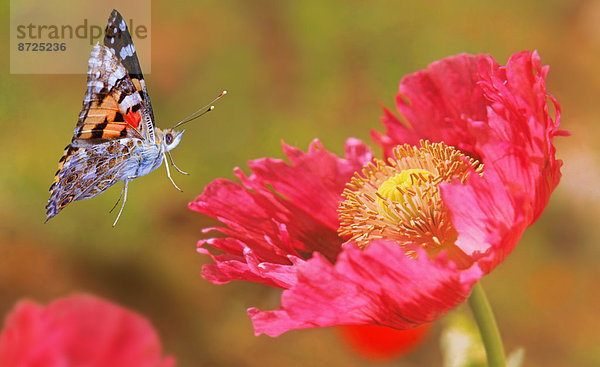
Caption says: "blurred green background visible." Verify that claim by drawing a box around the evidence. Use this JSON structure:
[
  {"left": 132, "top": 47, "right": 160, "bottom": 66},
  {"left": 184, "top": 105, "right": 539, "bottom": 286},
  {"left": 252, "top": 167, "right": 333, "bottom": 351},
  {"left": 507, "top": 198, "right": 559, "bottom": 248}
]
[{"left": 1, "top": 0, "right": 599, "bottom": 366}]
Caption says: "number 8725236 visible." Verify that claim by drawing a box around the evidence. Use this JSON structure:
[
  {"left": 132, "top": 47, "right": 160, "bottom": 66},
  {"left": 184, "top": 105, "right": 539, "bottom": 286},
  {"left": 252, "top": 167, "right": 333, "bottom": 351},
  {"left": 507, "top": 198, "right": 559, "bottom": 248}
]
[{"left": 18, "top": 42, "right": 66, "bottom": 51}]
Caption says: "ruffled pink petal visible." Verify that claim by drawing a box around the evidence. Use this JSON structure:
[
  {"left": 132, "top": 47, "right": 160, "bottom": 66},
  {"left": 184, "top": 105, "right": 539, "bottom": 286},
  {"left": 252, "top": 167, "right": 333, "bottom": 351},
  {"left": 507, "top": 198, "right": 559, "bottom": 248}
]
[
  {"left": 239, "top": 138, "right": 373, "bottom": 242},
  {"left": 248, "top": 241, "right": 483, "bottom": 337},
  {"left": 475, "top": 51, "right": 565, "bottom": 221},
  {"left": 198, "top": 243, "right": 301, "bottom": 288},
  {"left": 441, "top": 168, "right": 530, "bottom": 273},
  {"left": 190, "top": 138, "right": 372, "bottom": 286},
  {"left": 371, "top": 53, "right": 490, "bottom": 159},
  {"left": 0, "top": 294, "right": 174, "bottom": 367}
]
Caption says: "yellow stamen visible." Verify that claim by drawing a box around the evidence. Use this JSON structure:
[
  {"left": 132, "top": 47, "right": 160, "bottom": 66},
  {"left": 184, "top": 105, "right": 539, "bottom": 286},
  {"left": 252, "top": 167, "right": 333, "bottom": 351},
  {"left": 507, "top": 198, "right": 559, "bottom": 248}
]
[{"left": 338, "top": 140, "right": 483, "bottom": 266}]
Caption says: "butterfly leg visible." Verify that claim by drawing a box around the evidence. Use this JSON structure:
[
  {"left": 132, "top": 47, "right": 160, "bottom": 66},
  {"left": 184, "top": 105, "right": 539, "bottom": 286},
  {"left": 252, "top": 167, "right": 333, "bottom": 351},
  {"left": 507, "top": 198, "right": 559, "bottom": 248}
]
[
  {"left": 112, "top": 179, "right": 130, "bottom": 227},
  {"left": 163, "top": 154, "right": 183, "bottom": 192},
  {"left": 167, "top": 150, "right": 189, "bottom": 175},
  {"left": 109, "top": 182, "right": 126, "bottom": 214}
]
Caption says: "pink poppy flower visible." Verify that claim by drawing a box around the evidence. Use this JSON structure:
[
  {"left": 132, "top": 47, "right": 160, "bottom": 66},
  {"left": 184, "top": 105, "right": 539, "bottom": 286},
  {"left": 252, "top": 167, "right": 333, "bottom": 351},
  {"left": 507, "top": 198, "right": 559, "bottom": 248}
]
[
  {"left": 190, "top": 51, "right": 565, "bottom": 337},
  {"left": 0, "top": 294, "right": 175, "bottom": 367}
]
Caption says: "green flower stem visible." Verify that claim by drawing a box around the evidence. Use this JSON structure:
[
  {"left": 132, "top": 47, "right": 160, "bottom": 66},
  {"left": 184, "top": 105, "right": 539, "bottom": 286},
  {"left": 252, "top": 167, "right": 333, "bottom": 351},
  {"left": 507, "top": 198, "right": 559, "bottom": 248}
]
[{"left": 468, "top": 282, "right": 507, "bottom": 367}]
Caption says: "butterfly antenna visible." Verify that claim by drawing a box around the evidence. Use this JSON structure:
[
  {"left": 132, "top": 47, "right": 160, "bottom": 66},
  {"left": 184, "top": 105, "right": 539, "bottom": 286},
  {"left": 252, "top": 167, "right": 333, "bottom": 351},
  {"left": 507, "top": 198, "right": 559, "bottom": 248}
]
[{"left": 171, "top": 90, "right": 227, "bottom": 130}]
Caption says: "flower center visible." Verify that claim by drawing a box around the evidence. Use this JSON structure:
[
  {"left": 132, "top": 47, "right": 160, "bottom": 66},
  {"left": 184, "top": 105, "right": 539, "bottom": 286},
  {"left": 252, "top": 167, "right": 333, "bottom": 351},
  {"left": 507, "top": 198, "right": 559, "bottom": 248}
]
[
  {"left": 376, "top": 169, "right": 434, "bottom": 222},
  {"left": 338, "top": 140, "right": 483, "bottom": 263}
]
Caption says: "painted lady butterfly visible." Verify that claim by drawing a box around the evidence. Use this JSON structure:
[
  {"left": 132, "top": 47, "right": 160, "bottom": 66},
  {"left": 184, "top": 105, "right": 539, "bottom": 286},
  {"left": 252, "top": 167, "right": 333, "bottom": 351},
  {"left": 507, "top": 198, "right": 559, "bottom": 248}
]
[{"left": 46, "top": 9, "right": 224, "bottom": 226}]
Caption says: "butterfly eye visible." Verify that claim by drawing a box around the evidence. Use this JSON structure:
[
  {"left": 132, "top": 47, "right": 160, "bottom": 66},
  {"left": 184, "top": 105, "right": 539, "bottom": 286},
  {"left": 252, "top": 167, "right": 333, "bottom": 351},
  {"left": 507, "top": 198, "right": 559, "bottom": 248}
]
[{"left": 165, "top": 133, "right": 173, "bottom": 145}]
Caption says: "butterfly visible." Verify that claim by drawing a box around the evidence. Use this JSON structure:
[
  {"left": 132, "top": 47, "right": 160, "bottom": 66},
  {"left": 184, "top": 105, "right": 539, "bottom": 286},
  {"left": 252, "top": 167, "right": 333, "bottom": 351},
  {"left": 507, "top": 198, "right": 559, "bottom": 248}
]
[{"left": 45, "top": 9, "right": 225, "bottom": 226}]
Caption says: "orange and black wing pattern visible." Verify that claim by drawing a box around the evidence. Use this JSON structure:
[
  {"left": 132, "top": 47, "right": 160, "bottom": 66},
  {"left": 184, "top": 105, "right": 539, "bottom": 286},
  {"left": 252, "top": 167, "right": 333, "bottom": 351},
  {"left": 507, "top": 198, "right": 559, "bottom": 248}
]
[
  {"left": 104, "top": 9, "right": 156, "bottom": 142},
  {"left": 73, "top": 43, "right": 148, "bottom": 144}
]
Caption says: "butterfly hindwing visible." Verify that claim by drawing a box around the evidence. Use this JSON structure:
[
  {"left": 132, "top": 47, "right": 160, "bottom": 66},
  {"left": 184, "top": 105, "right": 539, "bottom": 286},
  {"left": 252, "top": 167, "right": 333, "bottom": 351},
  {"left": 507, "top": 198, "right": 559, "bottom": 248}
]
[{"left": 46, "top": 139, "right": 141, "bottom": 219}]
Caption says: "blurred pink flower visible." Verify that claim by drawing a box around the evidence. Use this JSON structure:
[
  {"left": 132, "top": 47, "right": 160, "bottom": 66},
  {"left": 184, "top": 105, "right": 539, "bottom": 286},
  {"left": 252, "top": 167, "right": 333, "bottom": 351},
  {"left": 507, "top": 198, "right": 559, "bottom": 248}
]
[
  {"left": 190, "top": 51, "right": 565, "bottom": 337},
  {"left": 0, "top": 294, "right": 175, "bottom": 367}
]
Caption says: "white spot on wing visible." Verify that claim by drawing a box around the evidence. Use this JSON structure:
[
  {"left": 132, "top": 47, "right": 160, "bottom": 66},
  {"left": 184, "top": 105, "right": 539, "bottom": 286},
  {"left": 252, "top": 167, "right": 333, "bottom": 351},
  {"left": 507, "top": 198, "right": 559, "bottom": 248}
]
[
  {"left": 88, "top": 58, "right": 101, "bottom": 69},
  {"left": 120, "top": 94, "right": 142, "bottom": 110},
  {"left": 119, "top": 44, "right": 135, "bottom": 59},
  {"left": 107, "top": 66, "right": 126, "bottom": 87},
  {"left": 88, "top": 80, "right": 104, "bottom": 93}
]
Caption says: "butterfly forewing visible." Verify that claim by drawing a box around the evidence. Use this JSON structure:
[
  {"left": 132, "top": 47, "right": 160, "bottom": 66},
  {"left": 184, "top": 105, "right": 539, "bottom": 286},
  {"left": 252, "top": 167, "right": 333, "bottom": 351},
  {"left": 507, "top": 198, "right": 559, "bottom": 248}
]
[
  {"left": 74, "top": 44, "right": 145, "bottom": 143},
  {"left": 104, "top": 9, "right": 156, "bottom": 142},
  {"left": 46, "top": 10, "right": 158, "bottom": 221}
]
